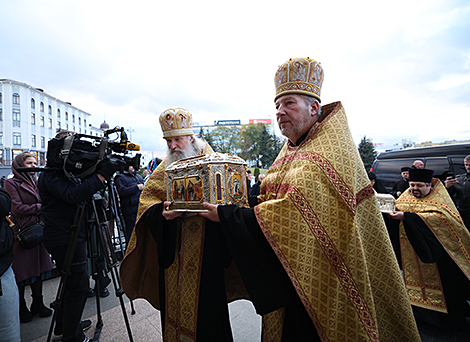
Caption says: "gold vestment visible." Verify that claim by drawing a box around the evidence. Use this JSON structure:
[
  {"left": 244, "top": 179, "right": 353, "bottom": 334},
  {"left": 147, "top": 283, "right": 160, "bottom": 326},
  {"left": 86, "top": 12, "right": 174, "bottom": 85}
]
[
  {"left": 396, "top": 178, "right": 470, "bottom": 313},
  {"left": 256, "top": 102, "right": 420, "bottom": 341}
]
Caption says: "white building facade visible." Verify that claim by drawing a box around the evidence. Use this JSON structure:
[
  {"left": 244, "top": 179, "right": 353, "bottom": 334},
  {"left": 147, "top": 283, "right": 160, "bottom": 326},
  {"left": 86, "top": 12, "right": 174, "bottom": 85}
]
[{"left": 0, "top": 79, "right": 94, "bottom": 171}]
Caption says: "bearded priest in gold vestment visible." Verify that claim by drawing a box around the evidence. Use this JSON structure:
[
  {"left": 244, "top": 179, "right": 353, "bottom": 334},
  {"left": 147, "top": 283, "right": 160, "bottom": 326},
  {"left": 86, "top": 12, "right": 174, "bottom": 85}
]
[
  {"left": 389, "top": 168, "right": 470, "bottom": 330},
  {"left": 201, "top": 57, "right": 420, "bottom": 341},
  {"left": 120, "top": 108, "right": 247, "bottom": 342}
]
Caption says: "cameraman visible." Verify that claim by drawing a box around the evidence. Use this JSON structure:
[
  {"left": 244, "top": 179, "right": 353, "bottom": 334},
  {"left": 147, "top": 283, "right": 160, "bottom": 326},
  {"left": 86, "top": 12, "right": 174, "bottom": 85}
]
[{"left": 38, "top": 131, "right": 123, "bottom": 342}]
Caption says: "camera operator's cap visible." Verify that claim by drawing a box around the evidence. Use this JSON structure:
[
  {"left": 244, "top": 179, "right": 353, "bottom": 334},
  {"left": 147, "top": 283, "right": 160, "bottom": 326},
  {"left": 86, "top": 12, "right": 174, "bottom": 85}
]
[
  {"left": 401, "top": 167, "right": 411, "bottom": 172},
  {"left": 159, "top": 107, "right": 194, "bottom": 138},
  {"left": 408, "top": 168, "right": 434, "bottom": 183},
  {"left": 274, "top": 57, "right": 324, "bottom": 102}
]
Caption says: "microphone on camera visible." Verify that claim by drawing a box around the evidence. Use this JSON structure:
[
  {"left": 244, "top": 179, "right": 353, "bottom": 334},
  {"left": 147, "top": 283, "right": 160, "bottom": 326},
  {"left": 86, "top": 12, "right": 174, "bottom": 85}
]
[{"left": 124, "top": 142, "right": 141, "bottom": 151}]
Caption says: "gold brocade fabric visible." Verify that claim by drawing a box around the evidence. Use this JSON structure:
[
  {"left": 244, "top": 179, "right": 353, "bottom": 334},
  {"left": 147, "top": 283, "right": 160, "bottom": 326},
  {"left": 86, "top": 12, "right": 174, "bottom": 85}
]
[
  {"left": 120, "top": 142, "right": 227, "bottom": 341},
  {"left": 255, "top": 102, "right": 420, "bottom": 342},
  {"left": 396, "top": 178, "right": 470, "bottom": 313}
]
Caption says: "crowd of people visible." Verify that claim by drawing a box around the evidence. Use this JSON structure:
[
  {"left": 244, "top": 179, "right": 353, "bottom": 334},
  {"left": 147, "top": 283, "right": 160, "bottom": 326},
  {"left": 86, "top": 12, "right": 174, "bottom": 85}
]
[{"left": 2, "top": 56, "right": 470, "bottom": 342}]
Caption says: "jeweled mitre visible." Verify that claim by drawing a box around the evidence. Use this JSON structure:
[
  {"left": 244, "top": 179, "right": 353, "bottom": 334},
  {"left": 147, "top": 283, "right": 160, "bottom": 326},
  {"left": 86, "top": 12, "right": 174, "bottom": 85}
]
[
  {"left": 159, "top": 107, "right": 194, "bottom": 138},
  {"left": 274, "top": 57, "right": 324, "bottom": 102}
]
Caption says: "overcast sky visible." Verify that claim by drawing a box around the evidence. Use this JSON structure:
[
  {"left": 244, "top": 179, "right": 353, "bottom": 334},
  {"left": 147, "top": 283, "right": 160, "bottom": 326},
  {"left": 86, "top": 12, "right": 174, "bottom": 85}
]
[{"left": 1, "top": 0, "right": 469, "bottom": 153}]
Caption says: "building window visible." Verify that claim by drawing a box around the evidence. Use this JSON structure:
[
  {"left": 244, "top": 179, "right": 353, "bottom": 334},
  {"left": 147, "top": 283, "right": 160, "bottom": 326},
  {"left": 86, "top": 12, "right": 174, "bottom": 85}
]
[
  {"left": 0, "top": 149, "right": 3, "bottom": 165},
  {"left": 73, "top": 126, "right": 75, "bottom": 132},
  {"left": 41, "top": 136, "right": 45, "bottom": 148},
  {"left": 57, "top": 121, "right": 60, "bottom": 130},
  {"left": 13, "top": 93, "right": 20, "bottom": 104},
  {"left": 72, "top": 114, "right": 75, "bottom": 123},
  {"left": 40, "top": 116, "right": 45, "bottom": 127},
  {"left": 0, "top": 108, "right": 2, "bottom": 121},
  {"left": 78, "top": 117, "right": 81, "bottom": 125},
  {"left": 65, "top": 123, "right": 68, "bottom": 130},
  {"left": 31, "top": 98, "right": 35, "bottom": 109},
  {"left": 13, "top": 110, "right": 21, "bottom": 127},
  {"left": 65, "top": 112, "right": 68, "bottom": 120},
  {"left": 0, "top": 132, "right": 3, "bottom": 145},
  {"left": 40, "top": 102, "right": 44, "bottom": 112},
  {"left": 13, "top": 133, "right": 21, "bottom": 145},
  {"left": 31, "top": 113, "right": 36, "bottom": 125},
  {"left": 0, "top": 92, "right": 2, "bottom": 104},
  {"left": 31, "top": 134, "right": 36, "bottom": 147},
  {"left": 48, "top": 118, "right": 52, "bottom": 129},
  {"left": 57, "top": 109, "right": 60, "bottom": 118},
  {"left": 84, "top": 119, "right": 86, "bottom": 126},
  {"left": 48, "top": 105, "right": 52, "bottom": 115}
]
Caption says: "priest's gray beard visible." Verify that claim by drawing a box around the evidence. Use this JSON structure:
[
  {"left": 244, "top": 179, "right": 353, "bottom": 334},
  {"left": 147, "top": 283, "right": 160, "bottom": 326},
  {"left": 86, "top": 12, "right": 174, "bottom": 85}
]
[{"left": 166, "top": 137, "right": 206, "bottom": 165}]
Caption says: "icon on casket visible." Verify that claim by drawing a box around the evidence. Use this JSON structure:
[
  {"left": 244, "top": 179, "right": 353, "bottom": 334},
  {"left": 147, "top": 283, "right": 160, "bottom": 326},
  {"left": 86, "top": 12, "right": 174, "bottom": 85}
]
[{"left": 165, "top": 153, "right": 249, "bottom": 212}]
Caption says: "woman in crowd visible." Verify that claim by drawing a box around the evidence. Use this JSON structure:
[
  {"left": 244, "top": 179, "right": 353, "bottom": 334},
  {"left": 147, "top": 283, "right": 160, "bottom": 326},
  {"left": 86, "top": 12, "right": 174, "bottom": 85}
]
[{"left": 4, "top": 152, "right": 54, "bottom": 323}]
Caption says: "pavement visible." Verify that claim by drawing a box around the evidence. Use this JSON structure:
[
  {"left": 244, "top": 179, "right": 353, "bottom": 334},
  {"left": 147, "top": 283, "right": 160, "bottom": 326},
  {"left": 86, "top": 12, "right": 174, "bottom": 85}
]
[
  {"left": 20, "top": 272, "right": 262, "bottom": 342},
  {"left": 20, "top": 273, "right": 470, "bottom": 342}
]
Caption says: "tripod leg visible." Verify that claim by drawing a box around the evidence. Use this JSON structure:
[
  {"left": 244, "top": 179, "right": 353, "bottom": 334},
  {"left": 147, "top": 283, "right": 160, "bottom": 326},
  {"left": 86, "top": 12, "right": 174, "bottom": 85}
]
[
  {"left": 91, "top": 195, "right": 135, "bottom": 342},
  {"left": 87, "top": 222, "right": 104, "bottom": 338}
]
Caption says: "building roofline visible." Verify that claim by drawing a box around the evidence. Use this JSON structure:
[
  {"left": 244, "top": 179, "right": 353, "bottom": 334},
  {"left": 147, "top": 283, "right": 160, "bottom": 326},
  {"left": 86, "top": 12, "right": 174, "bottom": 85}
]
[{"left": 0, "top": 78, "right": 92, "bottom": 116}]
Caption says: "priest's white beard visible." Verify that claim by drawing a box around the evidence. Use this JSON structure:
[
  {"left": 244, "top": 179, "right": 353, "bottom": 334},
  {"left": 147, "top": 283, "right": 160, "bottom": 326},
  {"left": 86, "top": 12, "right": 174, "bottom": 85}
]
[{"left": 166, "top": 137, "right": 205, "bottom": 165}]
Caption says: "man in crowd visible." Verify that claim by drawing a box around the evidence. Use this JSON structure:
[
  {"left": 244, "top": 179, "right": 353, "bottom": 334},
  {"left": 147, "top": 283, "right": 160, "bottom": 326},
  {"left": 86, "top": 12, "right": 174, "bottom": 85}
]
[
  {"left": 412, "top": 159, "right": 424, "bottom": 169},
  {"left": 201, "top": 57, "right": 419, "bottom": 341},
  {"left": 38, "top": 131, "right": 123, "bottom": 342},
  {"left": 367, "top": 171, "right": 388, "bottom": 193},
  {"left": 114, "top": 165, "right": 144, "bottom": 242},
  {"left": 249, "top": 174, "right": 265, "bottom": 207},
  {"left": 445, "top": 154, "right": 470, "bottom": 231},
  {"left": 121, "top": 108, "right": 243, "bottom": 341},
  {"left": 389, "top": 168, "right": 470, "bottom": 330},
  {"left": 246, "top": 170, "right": 253, "bottom": 195},
  {"left": 391, "top": 166, "right": 410, "bottom": 198}
]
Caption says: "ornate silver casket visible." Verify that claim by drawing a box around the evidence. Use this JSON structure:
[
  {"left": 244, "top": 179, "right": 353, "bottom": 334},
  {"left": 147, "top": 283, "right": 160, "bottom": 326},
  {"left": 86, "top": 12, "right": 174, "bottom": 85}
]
[
  {"left": 376, "top": 193, "right": 396, "bottom": 213},
  {"left": 164, "top": 153, "right": 249, "bottom": 212}
]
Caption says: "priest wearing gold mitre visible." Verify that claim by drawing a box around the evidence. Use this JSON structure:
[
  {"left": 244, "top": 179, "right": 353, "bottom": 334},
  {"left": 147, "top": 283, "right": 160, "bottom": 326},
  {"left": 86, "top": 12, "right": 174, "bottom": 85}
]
[
  {"left": 201, "top": 57, "right": 420, "bottom": 341},
  {"left": 120, "top": 108, "right": 246, "bottom": 342},
  {"left": 389, "top": 168, "right": 470, "bottom": 330}
]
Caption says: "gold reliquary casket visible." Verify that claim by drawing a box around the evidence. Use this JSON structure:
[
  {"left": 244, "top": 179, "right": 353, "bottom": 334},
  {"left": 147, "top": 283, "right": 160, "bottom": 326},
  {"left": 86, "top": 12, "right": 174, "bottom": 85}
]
[
  {"left": 165, "top": 153, "right": 249, "bottom": 212},
  {"left": 376, "top": 193, "right": 396, "bottom": 213}
]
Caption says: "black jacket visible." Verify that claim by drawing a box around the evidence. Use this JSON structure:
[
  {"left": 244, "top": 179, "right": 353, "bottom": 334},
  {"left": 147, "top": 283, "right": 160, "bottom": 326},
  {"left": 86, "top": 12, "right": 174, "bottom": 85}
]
[
  {"left": 0, "top": 188, "right": 14, "bottom": 277},
  {"left": 38, "top": 171, "right": 106, "bottom": 247},
  {"left": 114, "top": 171, "right": 144, "bottom": 216},
  {"left": 447, "top": 173, "right": 470, "bottom": 212}
]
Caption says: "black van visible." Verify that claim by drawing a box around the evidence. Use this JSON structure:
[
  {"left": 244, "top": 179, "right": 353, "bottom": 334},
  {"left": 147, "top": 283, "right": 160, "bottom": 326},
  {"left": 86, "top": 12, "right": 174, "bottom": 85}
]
[{"left": 370, "top": 143, "right": 470, "bottom": 192}]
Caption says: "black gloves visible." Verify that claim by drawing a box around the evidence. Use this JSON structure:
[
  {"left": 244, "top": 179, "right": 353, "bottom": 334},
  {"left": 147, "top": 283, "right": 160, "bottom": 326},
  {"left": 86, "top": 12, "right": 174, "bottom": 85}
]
[{"left": 98, "top": 158, "right": 126, "bottom": 180}]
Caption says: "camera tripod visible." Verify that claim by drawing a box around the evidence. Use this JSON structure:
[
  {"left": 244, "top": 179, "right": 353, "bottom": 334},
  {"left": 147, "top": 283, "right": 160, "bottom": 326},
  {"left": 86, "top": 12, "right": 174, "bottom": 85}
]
[{"left": 47, "top": 179, "right": 135, "bottom": 342}]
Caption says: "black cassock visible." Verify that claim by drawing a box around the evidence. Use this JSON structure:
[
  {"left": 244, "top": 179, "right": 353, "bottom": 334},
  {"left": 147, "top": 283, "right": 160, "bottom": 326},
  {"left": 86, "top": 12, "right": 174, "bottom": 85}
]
[
  {"left": 391, "top": 179, "right": 409, "bottom": 198},
  {"left": 218, "top": 205, "right": 320, "bottom": 341},
  {"left": 145, "top": 203, "right": 234, "bottom": 341}
]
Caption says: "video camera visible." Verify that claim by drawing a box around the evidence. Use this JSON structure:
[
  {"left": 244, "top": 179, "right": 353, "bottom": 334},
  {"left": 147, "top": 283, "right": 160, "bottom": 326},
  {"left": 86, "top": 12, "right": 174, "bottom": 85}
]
[{"left": 43, "top": 127, "right": 141, "bottom": 180}]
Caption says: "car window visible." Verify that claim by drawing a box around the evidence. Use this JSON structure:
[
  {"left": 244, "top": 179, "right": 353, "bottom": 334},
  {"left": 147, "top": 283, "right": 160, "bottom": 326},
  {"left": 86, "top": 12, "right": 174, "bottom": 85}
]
[
  {"left": 449, "top": 156, "right": 466, "bottom": 175},
  {"left": 424, "top": 157, "right": 449, "bottom": 178}
]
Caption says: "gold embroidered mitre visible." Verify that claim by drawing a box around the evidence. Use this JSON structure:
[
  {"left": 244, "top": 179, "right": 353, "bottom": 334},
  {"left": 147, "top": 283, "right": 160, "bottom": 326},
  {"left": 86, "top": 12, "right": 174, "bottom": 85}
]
[
  {"left": 274, "top": 57, "right": 324, "bottom": 102},
  {"left": 159, "top": 107, "right": 194, "bottom": 138}
]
